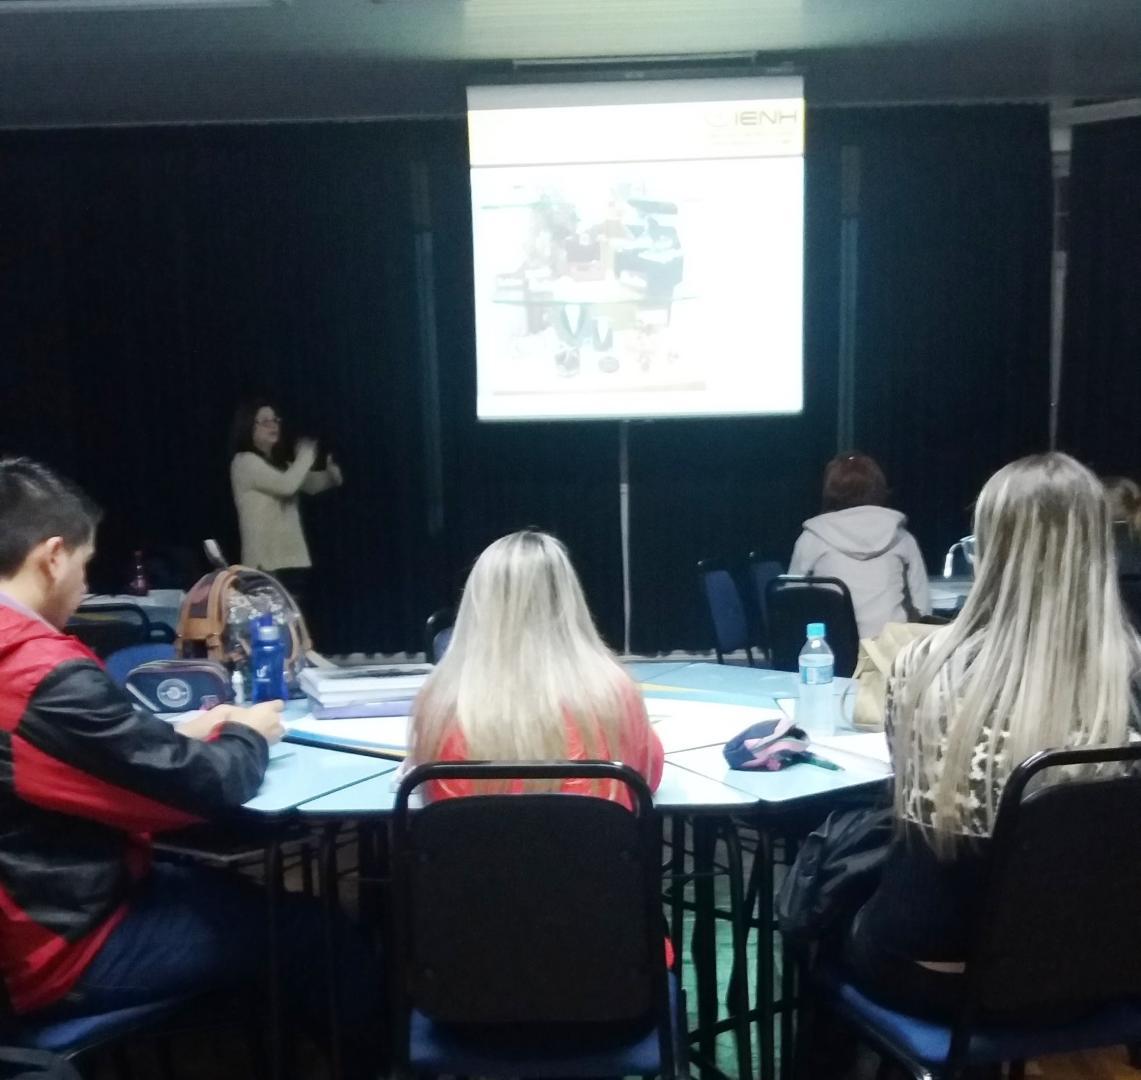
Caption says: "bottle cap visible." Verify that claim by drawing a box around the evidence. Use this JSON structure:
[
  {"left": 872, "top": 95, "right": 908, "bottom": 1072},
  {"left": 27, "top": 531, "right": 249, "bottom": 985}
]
[
  {"left": 255, "top": 623, "right": 282, "bottom": 643},
  {"left": 807, "top": 622, "right": 826, "bottom": 639}
]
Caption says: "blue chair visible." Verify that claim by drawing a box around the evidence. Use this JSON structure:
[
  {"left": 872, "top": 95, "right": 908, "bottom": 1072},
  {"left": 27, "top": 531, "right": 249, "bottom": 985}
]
[
  {"left": 424, "top": 609, "right": 454, "bottom": 663},
  {"left": 104, "top": 642, "right": 177, "bottom": 687},
  {"left": 798, "top": 744, "right": 1141, "bottom": 1080},
  {"left": 391, "top": 761, "right": 687, "bottom": 1079},
  {"left": 746, "top": 553, "right": 784, "bottom": 657},
  {"left": 697, "top": 559, "right": 755, "bottom": 665}
]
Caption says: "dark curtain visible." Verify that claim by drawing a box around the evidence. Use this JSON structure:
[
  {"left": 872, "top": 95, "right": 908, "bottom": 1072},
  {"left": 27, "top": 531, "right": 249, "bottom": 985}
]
[
  {"left": 630, "top": 106, "right": 1052, "bottom": 651},
  {"left": 0, "top": 108, "right": 1051, "bottom": 655},
  {"left": 1058, "top": 117, "right": 1141, "bottom": 475},
  {"left": 839, "top": 107, "right": 1052, "bottom": 580},
  {"left": 0, "top": 124, "right": 457, "bottom": 654}
]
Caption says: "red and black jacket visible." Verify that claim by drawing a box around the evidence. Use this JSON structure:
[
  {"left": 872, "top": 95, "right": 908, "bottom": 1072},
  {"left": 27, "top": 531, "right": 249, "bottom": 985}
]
[{"left": 0, "top": 602, "right": 268, "bottom": 1014}]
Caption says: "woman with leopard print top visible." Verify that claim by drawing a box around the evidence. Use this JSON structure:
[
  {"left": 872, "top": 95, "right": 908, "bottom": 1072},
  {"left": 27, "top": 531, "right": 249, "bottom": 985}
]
[{"left": 844, "top": 452, "right": 1141, "bottom": 1021}]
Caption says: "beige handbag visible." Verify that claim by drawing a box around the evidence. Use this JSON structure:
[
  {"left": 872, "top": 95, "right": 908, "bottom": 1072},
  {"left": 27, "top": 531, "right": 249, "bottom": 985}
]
[{"left": 852, "top": 622, "right": 940, "bottom": 730}]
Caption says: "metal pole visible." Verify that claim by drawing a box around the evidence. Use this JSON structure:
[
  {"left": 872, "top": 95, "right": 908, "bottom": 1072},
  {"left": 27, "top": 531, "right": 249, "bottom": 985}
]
[{"left": 620, "top": 420, "right": 632, "bottom": 655}]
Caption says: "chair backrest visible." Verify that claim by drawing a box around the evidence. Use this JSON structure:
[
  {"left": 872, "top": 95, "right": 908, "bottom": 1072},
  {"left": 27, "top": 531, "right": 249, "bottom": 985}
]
[
  {"left": 424, "top": 608, "right": 455, "bottom": 663},
  {"left": 392, "top": 762, "right": 672, "bottom": 1070},
  {"left": 1118, "top": 574, "right": 1141, "bottom": 632},
  {"left": 964, "top": 744, "right": 1141, "bottom": 1022},
  {"left": 696, "top": 559, "right": 752, "bottom": 664},
  {"left": 104, "top": 643, "right": 178, "bottom": 688},
  {"left": 764, "top": 575, "right": 860, "bottom": 677},
  {"left": 66, "top": 604, "right": 151, "bottom": 659},
  {"left": 746, "top": 554, "right": 784, "bottom": 650}
]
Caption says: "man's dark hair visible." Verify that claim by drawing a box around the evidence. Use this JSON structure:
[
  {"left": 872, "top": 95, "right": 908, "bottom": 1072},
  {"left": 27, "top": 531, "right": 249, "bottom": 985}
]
[{"left": 0, "top": 458, "right": 102, "bottom": 577}]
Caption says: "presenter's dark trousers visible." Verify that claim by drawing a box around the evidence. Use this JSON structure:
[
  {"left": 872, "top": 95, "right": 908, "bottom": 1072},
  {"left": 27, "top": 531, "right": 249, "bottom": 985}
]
[
  {"left": 37, "top": 863, "right": 382, "bottom": 1079},
  {"left": 273, "top": 567, "right": 312, "bottom": 611}
]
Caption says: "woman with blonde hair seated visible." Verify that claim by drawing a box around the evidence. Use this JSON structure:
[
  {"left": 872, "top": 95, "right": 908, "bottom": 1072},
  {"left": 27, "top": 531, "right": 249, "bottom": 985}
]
[
  {"left": 845, "top": 452, "right": 1141, "bottom": 1019},
  {"left": 409, "top": 529, "right": 664, "bottom": 806}
]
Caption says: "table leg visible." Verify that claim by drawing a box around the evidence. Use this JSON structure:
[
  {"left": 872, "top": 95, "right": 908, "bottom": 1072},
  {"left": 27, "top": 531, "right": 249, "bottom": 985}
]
[
  {"left": 722, "top": 824, "right": 753, "bottom": 1080},
  {"left": 754, "top": 827, "right": 776, "bottom": 1080},
  {"left": 321, "top": 823, "right": 344, "bottom": 1080},
  {"left": 690, "top": 818, "right": 718, "bottom": 1079},
  {"left": 264, "top": 836, "right": 284, "bottom": 1080},
  {"left": 668, "top": 815, "right": 686, "bottom": 985},
  {"left": 779, "top": 836, "right": 799, "bottom": 1079}
]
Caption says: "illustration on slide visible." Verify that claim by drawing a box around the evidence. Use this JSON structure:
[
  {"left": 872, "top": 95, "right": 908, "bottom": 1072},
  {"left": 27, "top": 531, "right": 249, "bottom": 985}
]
[{"left": 479, "top": 179, "right": 702, "bottom": 391}]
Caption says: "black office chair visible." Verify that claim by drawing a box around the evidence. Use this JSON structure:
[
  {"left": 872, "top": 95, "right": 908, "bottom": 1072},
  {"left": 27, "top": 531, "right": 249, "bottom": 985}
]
[
  {"left": 424, "top": 609, "right": 455, "bottom": 664},
  {"left": 746, "top": 554, "right": 784, "bottom": 657},
  {"left": 1119, "top": 574, "right": 1141, "bottom": 633},
  {"left": 764, "top": 575, "right": 860, "bottom": 677},
  {"left": 799, "top": 744, "right": 1141, "bottom": 1079},
  {"left": 66, "top": 603, "right": 172, "bottom": 659},
  {"left": 696, "top": 559, "right": 755, "bottom": 666},
  {"left": 391, "top": 761, "right": 687, "bottom": 1079}
]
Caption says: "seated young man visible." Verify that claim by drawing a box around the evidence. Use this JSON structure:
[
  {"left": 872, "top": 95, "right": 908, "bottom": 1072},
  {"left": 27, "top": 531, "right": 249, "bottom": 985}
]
[{"left": 0, "top": 457, "right": 379, "bottom": 1075}]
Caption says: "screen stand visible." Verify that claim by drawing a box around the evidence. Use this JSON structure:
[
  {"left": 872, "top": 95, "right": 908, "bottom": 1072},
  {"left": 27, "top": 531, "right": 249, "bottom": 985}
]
[{"left": 619, "top": 420, "right": 631, "bottom": 656}]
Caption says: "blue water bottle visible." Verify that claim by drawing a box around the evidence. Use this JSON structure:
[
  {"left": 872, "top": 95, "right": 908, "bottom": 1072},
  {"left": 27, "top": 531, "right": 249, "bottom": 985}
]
[{"left": 250, "top": 621, "right": 288, "bottom": 704}]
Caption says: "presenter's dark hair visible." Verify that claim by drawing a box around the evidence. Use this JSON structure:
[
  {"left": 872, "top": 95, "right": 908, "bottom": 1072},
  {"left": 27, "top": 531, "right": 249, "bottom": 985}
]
[
  {"left": 229, "top": 398, "right": 286, "bottom": 465},
  {"left": 0, "top": 457, "right": 102, "bottom": 577},
  {"left": 821, "top": 452, "right": 889, "bottom": 512}
]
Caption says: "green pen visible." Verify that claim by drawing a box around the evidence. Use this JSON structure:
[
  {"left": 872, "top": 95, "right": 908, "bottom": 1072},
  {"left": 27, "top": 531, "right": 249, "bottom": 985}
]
[{"left": 802, "top": 752, "right": 843, "bottom": 772}]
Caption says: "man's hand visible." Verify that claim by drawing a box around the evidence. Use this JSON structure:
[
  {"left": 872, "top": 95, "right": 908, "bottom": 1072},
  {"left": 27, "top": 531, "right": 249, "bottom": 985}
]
[
  {"left": 174, "top": 701, "right": 286, "bottom": 745},
  {"left": 226, "top": 701, "right": 286, "bottom": 745},
  {"left": 174, "top": 710, "right": 220, "bottom": 740}
]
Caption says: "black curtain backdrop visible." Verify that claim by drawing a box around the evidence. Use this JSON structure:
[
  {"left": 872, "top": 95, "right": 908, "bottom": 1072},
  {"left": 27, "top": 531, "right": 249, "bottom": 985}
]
[
  {"left": 1059, "top": 117, "right": 1141, "bottom": 476},
  {"left": 630, "top": 106, "right": 1051, "bottom": 651},
  {"left": 0, "top": 107, "right": 1051, "bottom": 655}
]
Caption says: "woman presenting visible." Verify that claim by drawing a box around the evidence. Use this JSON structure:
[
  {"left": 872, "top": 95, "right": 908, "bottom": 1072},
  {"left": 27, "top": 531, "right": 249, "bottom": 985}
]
[{"left": 228, "top": 400, "right": 343, "bottom": 603}]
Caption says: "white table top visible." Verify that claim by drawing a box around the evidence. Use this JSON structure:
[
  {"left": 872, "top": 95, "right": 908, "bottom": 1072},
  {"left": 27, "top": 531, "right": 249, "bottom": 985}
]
[
  {"left": 281, "top": 663, "right": 885, "bottom": 818},
  {"left": 665, "top": 742, "right": 888, "bottom": 809},
  {"left": 296, "top": 761, "right": 756, "bottom": 818},
  {"left": 241, "top": 743, "right": 396, "bottom": 816}
]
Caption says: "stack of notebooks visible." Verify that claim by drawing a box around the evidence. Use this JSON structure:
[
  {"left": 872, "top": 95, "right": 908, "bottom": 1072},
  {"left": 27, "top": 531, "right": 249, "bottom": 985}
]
[{"left": 299, "top": 664, "right": 431, "bottom": 720}]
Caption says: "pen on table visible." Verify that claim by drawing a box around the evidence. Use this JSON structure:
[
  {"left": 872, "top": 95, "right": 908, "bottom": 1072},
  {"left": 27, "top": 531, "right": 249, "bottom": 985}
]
[{"left": 802, "top": 752, "right": 843, "bottom": 772}]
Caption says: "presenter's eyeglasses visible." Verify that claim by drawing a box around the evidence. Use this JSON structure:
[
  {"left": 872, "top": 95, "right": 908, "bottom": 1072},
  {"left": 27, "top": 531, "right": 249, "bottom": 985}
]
[{"left": 255, "top": 416, "right": 282, "bottom": 428}]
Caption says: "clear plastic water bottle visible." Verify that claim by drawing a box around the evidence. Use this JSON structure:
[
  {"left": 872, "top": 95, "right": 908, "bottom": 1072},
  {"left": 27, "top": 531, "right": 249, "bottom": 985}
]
[
  {"left": 798, "top": 622, "right": 835, "bottom": 736},
  {"left": 250, "top": 622, "right": 288, "bottom": 704}
]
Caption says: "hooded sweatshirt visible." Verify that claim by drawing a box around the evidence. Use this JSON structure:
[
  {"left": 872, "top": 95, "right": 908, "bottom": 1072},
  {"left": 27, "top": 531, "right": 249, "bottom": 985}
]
[{"left": 788, "top": 506, "right": 931, "bottom": 639}]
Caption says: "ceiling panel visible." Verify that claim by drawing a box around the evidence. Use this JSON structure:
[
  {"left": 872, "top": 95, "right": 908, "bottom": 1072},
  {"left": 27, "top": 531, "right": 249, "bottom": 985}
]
[{"left": 0, "top": 0, "right": 1138, "bottom": 127}]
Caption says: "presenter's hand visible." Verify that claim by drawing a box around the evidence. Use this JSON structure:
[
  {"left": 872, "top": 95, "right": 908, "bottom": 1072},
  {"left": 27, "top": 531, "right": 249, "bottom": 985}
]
[
  {"left": 295, "top": 437, "right": 318, "bottom": 466},
  {"left": 326, "top": 453, "right": 345, "bottom": 487},
  {"left": 227, "top": 701, "right": 286, "bottom": 746}
]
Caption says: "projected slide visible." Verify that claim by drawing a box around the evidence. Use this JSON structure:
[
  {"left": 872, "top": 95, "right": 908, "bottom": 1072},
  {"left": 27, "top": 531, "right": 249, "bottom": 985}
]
[{"left": 468, "top": 77, "right": 804, "bottom": 421}]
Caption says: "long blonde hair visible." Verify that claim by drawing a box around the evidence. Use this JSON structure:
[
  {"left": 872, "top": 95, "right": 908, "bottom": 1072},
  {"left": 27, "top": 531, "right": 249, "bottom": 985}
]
[
  {"left": 410, "top": 530, "right": 630, "bottom": 791},
  {"left": 894, "top": 452, "right": 1140, "bottom": 850}
]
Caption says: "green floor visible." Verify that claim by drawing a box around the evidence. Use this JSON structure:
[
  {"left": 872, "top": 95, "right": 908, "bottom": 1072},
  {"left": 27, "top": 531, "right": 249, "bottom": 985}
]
[{"left": 671, "top": 825, "right": 787, "bottom": 1080}]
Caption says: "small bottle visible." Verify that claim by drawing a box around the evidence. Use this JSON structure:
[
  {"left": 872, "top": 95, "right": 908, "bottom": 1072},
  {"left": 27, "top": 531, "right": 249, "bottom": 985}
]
[
  {"left": 127, "top": 551, "right": 150, "bottom": 597},
  {"left": 250, "top": 622, "right": 288, "bottom": 704},
  {"left": 797, "top": 622, "right": 836, "bottom": 737},
  {"left": 230, "top": 667, "right": 246, "bottom": 706}
]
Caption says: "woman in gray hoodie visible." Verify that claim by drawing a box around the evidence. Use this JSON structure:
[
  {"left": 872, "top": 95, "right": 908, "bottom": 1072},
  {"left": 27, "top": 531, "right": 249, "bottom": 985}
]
[{"left": 789, "top": 453, "right": 930, "bottom": 639}]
